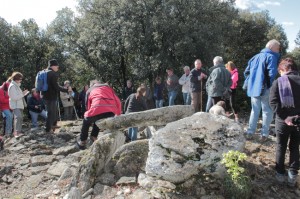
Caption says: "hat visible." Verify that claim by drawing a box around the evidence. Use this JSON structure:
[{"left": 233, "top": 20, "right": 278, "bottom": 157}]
[{"left": 48, "top": 59, "right": 59, "bottom": 67}]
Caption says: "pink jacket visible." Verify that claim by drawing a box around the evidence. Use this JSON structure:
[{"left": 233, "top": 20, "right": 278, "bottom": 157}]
[{"left": 230, "top": 68, "right": 239, "bottom": 89}]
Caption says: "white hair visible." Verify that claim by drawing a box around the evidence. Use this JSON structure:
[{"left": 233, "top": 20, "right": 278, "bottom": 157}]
[
  {"left": 90, "top": 79, "right": 100, "bottom": 87},
  {"left": 266, "top": 39, "right": 280, "bottom": 49},
  {"left": 183, "top": 66, "right": 190, "bottom": 71},
  {"left": 213, "top": 56, "right": 223, "bottom": 66}
]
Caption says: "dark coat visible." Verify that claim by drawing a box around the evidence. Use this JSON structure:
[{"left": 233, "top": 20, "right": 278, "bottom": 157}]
[
  {"left": 28, "top": 96, "right": 45, "bottom": 113},
  {"left": 124, "top": 93, "right": 148, "bottom": 114}
]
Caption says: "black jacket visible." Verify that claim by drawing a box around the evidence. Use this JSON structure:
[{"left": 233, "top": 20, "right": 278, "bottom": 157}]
[
  {"left": 42, "top": 68, "right": 68, "bottom": 100},
  {"left": 28, "top": 96, "right": 45, "bottom": 113},
  {"left": 124, "top": 93, "right": 147, "bottom": 114},
  {"left": 190, "top": 68, "right": 207, "bottom": 92},
  {"left": 269, "top": 71, "right": 300, "bottom": 121}
]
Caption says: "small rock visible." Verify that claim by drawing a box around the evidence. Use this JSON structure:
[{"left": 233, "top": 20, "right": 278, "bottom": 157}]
[
  {"left": 53, "top": 189, "right": 61, "bottom": 195},
  {"left": 82, "top": 188, "right": 93, "bottom": 198},
  {"left": 116, "top": 177, "right": 136, "bottom": 185}
]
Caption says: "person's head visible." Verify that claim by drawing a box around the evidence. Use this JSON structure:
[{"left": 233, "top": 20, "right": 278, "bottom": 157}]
[
  {"left": 225, "top": 61, "right": 236, "bottom": 72},
  {"left": 213, "top": 56, "right": 223, "bottom": 66},
  {"left": 48, "top": 59, "right": 59, "bottom": 72},
  {"left": 183, "top": 66, "right": 190, "bottom": 75},
  {"left": 216, "top": 100, "right": 226, "bottom": 109},
  {"left": 278, "top": 57, "right": 298, "bottom": 75},
  {"left": 136, "top": 86, "right": 146, "bottom": 99},
  {"left": 9, "top": 72, "right": 23, "bottom": 83},
  {"left": 194, "top": 59, "right": 202, "bottom": 70},
  {"left": 155, "top": 77, "right": 162, "bottom": 84},
  {"left": 266, "top": 39, "right": 280, "bottom": 53},
  {"left": 64, "top": 80, "right": 70, "bottom": 87},
  {"left": 90, "top": 79, "right": 101, "bottom": 87},
  {"left": 83, "top": 85, "right": 89, "bottom": 91},
  {"left": 126, "top": 80, "right": 132, "bottom": 88},
  {"left": 31, "top": 88, "right": 39, "bottom": 97},
  {"left": 166, "top": 68, "right": 174, "bottom": 76}
]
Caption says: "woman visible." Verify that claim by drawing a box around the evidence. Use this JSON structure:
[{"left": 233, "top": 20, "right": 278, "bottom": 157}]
[
  {"left": 60, "top": 80, "right": 74, "bottom": 120},
  {"left": 124, "top": 86, "right": 148, "bottom": 141},
  {"left": 0, "top": 81, "right": 13, "bottom": 137},
  {"left": 269, "top": 58, "right": 300, "bottom": 187},
  {"left": 7, "top": 72, "right": 29, "bottom": 137},
  {"left": 225, "top": 61, "right": 239, "bottom": 122},
  {"left": 79, "top": 85, "right": 89, "bottom": 118},
  {"left": 28, "top": 88, "right": 47, "bottom": 130}
]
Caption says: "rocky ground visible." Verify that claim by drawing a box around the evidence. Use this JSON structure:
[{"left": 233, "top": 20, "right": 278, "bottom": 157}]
[{"left": 0, "top": 117, "right": 300, "bottom": 199}]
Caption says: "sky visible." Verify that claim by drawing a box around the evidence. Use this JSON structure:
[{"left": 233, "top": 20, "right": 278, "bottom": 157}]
[{"left": 0, "top": 0, "right": 299, "bottom": 51}]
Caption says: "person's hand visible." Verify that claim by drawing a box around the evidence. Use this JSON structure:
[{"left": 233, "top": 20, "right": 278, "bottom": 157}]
[
  {"left": 200, "top": 73, "right": 207, "bottom": 79},
  {"left": 35, "top": 105, "right": 39, "bottom": 109},
  {"left": 68, "top": 86, "right": 73, "bottom": 92},
  {"left": 23, "top": 89, "right": 29, "bottom": 96},
  {"left": 167, "top": 79, "right": 171, "bottom": 85},
  {"left": 284, "top": 115, "right": 298, "bottom": 126}
]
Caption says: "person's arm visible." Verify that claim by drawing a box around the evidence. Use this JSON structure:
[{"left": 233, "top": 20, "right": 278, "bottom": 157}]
[
  {"left": 267, "top": 56, "right": 279, "bottom": 84},
  {"left": 124, "top": 95, "right": 130, "bottom": 113},
  {"left": 8, "top": 85, "right": 24, "bottom": 100},
  {"left": 27, "top": 97, "right": 35, "bottom": 110},
  {"left": 49, "top": 72, "right": 68, "bottom": 93},
  {"left": 269, "top": 79, "right": 280, "bottom": 115},
  {"left": 179, "top": 74, "right": 186, "bottom": 85},
  {"left": 60, "top": 91, "right": 69, "bottom": 100}
]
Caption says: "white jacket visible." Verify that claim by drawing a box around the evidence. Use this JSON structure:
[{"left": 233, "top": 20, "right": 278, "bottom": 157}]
[
  {"left": 179, "top": 73, "right": 191, "bottom": 93},
  {"left": 60, "top": 91, "right": 74, "bottom": 107},
  {"left": 8, "top": 81, "right": 25, "bottom": 109}
]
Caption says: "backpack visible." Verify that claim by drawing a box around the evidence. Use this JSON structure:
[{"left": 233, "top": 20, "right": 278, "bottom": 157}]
[{"left": 35, "top": 69, "right": 48, "bottom": 91}]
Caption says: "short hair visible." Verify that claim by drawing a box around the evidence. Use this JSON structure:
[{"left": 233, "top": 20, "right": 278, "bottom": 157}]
[
  {"left": 64, "top": 80, "right": 70, "bottom": 85},
  {"left": 278, "top": 57, "right": 298, "bottom": 72},
  {"left": 213, "top": 56, "right": 223, "bottom": 65},
  {"left": 155, "top": 77, "right": 161, "bottom": 81},
  {"left": 9, "top": 72, "right": 23, "bottom": 81},
  {"left": 183, "top": 66, "right": 190, "bottom": 71},
  {"left": 266, "top": 39, "right": 280, "bottom": 49},
  {"left": 166, "top": 67, "right": 173, "bottom": 72},
  {"left": 225, "top": 61, "right": 236, "bottom": 70},
  {"left": 216, "top": 100, "right": 226, "bottom": 108},
  {"left": 32, "top": 88, "right": 37, "bottom": 93}
]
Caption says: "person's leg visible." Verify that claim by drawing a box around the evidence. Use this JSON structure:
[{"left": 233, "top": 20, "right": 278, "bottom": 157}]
[
  {"left": 275, "top": 120, "right": 289, "bottom": 175},
  {"left": 128, "top": 127, "right": 133, "bottom": 140},
  {"left": 39, "top": 110, "right": 47, "bottom": 120},
  {"left": 197, "top": 92, "right": 202, "bottom": 111},
  {"left": 182, "top": 93, "right": 187, "bottom": 105},
  {"left": 261, "top": 90, "right": 273, "bottom": 137},
  {"left": 205, "top": 96, "right": 212, "bottom": 112},
  {"left": 13, "top": 109, "right": 23, "bottom": 134},
  {"left": 191, "top": 92, "right": 199, "bottom": 112},
  {"left": 168, "top": 91, "right": 177, "bottom": 106},
  {"left": 69, "top": 106, "right": 74, "bottom": 120},
  {"left": 186, "top": 93, "right": 191, "bottom": 105},
  {"left": 247, "top": 96, "right": 262, "bottom": 135},
  {"left": 90, "top": 112, "right": 115, "bottom": 140},
  {"left": 44, "top": 100, "right": 57, "bottom": 132},
  {"left": 130, "top": 127, "right": 138, "bottom": 141},
  {"left": 2, "top": 110, "right": 13, "bottom": 136},
  {"left": 155, "top": 100, "right": 159, "bottom": 108},
  {"left": 29, "top": 111, "right": 38, "bottom": 128},
  {"left": 288, "top": 127, "right": 300, "bottom": 175},
  {"left": 211, "top": 97, "right": 222, "bottom": 105},
  {"left": 159, "top": 99, "right": 164, "bottom": 108},
  {"left": 80, "top": 117, "right": 94, "bottom": 142}
]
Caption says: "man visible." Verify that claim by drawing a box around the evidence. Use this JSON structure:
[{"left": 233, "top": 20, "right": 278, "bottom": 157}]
[
  {"left": 42, "top": 59, "right": 72, "bottom": 134},
  {"left": 77, "top": 80, "right": 121, "bottom": 149},
  {"left": 179, "top": 66, "right": 191, "bottom": 105},
  {"left": 190, "top": 59, "right": 207, "bottom": 112},
  {"left": 122, "top": 80, "right": 135, "bottom": 100},
  {"left": 244, "top": 39, "right": 280, "bottom": 141},
  {"left": 60, "top": 80, "right": 74, "bottom": 120},
  {"left": 166, "top": 68, "right": 179, "bottom": 106},
  {"left": 206, "top": 56, "right": 232, "bottom": 106}
]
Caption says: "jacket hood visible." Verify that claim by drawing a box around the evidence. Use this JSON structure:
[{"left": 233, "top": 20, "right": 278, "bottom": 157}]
[{"left": 260, "top": 48, "right": 280, "bottom": 59}]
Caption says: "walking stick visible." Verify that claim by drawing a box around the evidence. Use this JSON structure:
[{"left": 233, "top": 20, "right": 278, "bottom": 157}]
[
  {"left": 57, "top": 100, "right": 62, "bottom": 121},
  {"left": 73, "top": 105, "right": 79, "bottom": 120},
  {"left": 200, "top": 79, "right": 203, "bottom": 112}
]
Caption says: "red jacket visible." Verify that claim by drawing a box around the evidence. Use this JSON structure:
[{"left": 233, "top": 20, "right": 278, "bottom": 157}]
[
  {"left": 0, "top": 82, "right": 10, "bottom": 110},
  {"left": 84, "top": 84, "right": 121, "bottom": 118}
]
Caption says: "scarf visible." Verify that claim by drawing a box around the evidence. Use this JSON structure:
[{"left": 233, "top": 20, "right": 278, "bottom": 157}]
[{"left": 278, "top": 75, "right": 294, "bottom": 108}]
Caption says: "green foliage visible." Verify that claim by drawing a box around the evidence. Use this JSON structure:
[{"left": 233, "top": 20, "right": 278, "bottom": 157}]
[{"left": 221, "top": 150, "right": 251, "bottom": 199}]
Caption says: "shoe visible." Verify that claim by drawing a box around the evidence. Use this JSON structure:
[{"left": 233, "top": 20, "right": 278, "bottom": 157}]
[
  {"left": 245, "top": 133, "right": 253, "bottom": 140},
  {"left": 276, "top": 172, "right": 285, "bottom": 184},
  {"left": 288, "top": 171, "right": 297, "bottom": 187},
  {"left": 76, "top": 140, "right": 86, "bottom": 150},
  {"left": 269, "top": 129, "right": 276, "bottom": 137},
  {"left": 260, "top": 136, "right": 268, "bottom": 142},
  {"left": 13, "top": 132, "right": 24, "bottom": 138}
]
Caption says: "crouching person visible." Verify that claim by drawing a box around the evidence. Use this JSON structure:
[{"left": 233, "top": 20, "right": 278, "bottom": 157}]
[
  {"left": 28, "top": 88, "right": 47, "bottom": 131},
  {"left": 76, "top": 80, "right": 121, "bottom": 150}
]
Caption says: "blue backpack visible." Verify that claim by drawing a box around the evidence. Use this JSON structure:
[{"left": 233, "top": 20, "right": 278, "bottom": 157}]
[{"left": 35, "top": 69, "right": 48, "bottom": 91}]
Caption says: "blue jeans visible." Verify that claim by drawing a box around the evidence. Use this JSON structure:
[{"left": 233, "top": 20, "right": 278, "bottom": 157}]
[
  {"left": 29, "top": 110, "right": 47, "bottom": 128},
  {"left": 205, "top": 96, "right": 212, "bottom": 112},
  {"left": 128, "top": 127, "right": 138, "bottom": 141},
  {"left": 247, "top": 89, "right": 273, "bottom": 136},
  {"left": 155, "top": 100, "right": 164, "bottom": 108},
  {"left": 2, "top": 109, "right": 13, "bottom": 135},
  {"left": 168, "top": 91, "right": 178, "bottom": 106},
  {"left": 182, "top": 92, "right": 191, "bottom": 105}
]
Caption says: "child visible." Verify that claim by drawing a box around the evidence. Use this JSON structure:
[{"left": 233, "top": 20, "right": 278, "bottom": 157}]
[{"left": 209, "top": 101, "right": 226, "bottom": 116}]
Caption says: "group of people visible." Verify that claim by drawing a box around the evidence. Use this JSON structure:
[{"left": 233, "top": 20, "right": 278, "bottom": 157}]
[{"left": 0, "top": 39, "right": 299, "bottom": 187}]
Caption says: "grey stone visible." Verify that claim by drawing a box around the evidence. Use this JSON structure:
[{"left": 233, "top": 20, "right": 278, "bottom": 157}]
[
  {"left": 53, "top": 145, "right": 78, "bottom": 156},
  {"left": 23, "top": 175, "right": 43, "bottom": 189},
  {"left": 116, "top": 176, "right": 136, "bottom": 185},
  {"left": 63, "top": 187, "right": 83, "bottom": 199},
  {"left": 93, "top": 183, "right": 105, "bottom": 195},
  {"left": 82, "top": 188, "right": 93, "bottom": 198},
  {"left": 47, "top": 162, "right": 69, "bottom": 176},
  {"left": 96, "top": 173, "right": 116, "bottom": 186},
  {"left": 9, "top": 144, "right": 26, "bottom": 151},
  {"left": 0, "top": 165, "right": 14, "bottom": 177},
  {"left": 58, "top": 167, "right": 73, "bottom": 181},
  {"left": 30, "top": 165, "right": 49, "bottom": 175},
  {"left": 128, "top": 189, "right": 152, "bottom": 199},
  {"left": 56, "top": 132, "right": 74, "bottom": 142},
  {"left": 31, "top": 155, "right": 55, "bottom": 167},
  {"left": 146, "top": 112, "right": 245, "bottom": 183}
]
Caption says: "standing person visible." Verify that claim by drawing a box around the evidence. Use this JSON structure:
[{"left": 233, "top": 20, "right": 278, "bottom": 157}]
[
  {"left": 0, "top": 81, "right": 13, "bottom": 137},
  {"left": 179, "top": 66, "right": 191, "bottom": 105},
  {"left": 72, "top": 87, "right": 81, "bottom": 118},
  {"left": 269, "top": 58, "right": 299, "bottom": 186},
  {"left": 166, "top": 68, "right": 179, "bottom": 106},
  {"left": 124, "top": 86, "right": 148, "bottom": 141},
  {"left": 206, "top": 56, "right": 232, "bottom": 106},
  {"left": 154, "top": 77, "right": 164, "bottom": 108},
  {"left": 79, "top": 85, "right": 89, "bottom": 118},
  {"left": 77, "top": 80, "right": 121, "bottom": 149},
  {"left": 28, "top": 88, "right": 47, "bottom": 131},
  {"left": 7, "top": 72, "right": 29, "bottom": 138},
  {"left": 122, "top": 80, "right": 135, "bottom": 100},
  {"left": 205, "top": 64, "right": 219, "bottom": 112},
  {"left": 244, "top": 39, "right": 280, "bottom": 141},
  {"left": 190, "top": 59, "right": 207, "bottom": 112},
  {"left": 60, "top": 80, "right": 74, "bottom": 120},
  {"left": 225, "top": 61, "right": 240, "bottom": 122},
  {"left": 141, "top": 83, "right": 154, "bottom": 109},
  {"left": 42, "top": 59, "right": 72, "bottom": 134}
]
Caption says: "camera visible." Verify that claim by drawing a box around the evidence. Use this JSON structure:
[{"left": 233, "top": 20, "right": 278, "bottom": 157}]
[{"left": 292, "top": 117, "right": 300, "bottom": 126}]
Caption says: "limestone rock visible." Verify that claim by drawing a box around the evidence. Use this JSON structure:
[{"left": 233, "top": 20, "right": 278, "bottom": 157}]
[
  {"left": 53, "top": 145, "right": 78, "bottom": 156},
  {"left": 63, "top": 187, "right": 83, "bottom": 199},
  {"left": 47, "top": 162, "right": 69, "bottom": 176},
  {"left": 98, "top": 105, "right": 194, "bottom": 130},
  {"left": 31, "top": 155, "right": 55, "bottom": 167},
  {"left": 112, "top": 139, "right": 149, "bottom": 178},
  {"left": 146, "top": 112, "right": 245, "bottom": 183}
]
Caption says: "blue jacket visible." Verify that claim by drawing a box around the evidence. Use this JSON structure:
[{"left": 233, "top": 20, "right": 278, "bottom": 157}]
[{"left": 244, "top": 48, "right": 280, "bottom": 97}]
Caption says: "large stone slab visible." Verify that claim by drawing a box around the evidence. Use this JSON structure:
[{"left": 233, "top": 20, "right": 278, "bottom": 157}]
[
  {"left": 145, "top": 112, "right": 245, "bottom": 183},
  {"left": 97, "top": 105, "right": 194, "bottom": 130}
]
